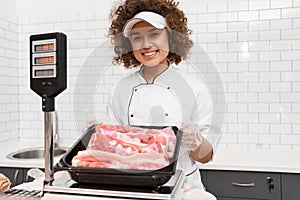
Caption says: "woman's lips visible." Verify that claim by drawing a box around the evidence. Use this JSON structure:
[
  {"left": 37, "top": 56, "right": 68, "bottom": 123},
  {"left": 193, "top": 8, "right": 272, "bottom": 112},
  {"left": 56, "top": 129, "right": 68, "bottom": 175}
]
[{"left": 142, "top": 50, "right": 158, "bottom": 58}]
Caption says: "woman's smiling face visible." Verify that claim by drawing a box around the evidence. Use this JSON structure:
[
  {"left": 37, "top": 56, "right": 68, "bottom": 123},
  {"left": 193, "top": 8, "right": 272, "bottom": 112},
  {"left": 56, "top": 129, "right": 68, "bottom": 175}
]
[{"left": 129, "top": 21, "right": 169, "bottom": 67}]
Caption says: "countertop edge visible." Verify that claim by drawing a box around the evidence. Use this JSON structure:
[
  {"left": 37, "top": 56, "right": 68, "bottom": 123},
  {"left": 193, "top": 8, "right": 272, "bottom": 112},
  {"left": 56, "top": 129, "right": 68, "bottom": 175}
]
[{"left": 2, "top": 144, "right": 300, "bottom": 174}]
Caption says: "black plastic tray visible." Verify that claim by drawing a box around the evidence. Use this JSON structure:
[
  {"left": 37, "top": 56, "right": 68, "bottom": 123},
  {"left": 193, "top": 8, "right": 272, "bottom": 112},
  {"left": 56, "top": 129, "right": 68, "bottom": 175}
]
[{"left": 55, "top": 125, "right": 182, "bottom": 187}]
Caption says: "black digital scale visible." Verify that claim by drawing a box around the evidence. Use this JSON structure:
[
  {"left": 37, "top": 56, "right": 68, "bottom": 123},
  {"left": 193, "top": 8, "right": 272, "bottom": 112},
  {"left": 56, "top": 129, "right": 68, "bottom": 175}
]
[
  {"left": 43, "top": 169, "right": 184, "bottom": 200},
  {"left": 30, "top": 32, "right": 67, "bottom": 183},
  {"left": 29, "top": 32, "right": 184, "bottom": 199}
]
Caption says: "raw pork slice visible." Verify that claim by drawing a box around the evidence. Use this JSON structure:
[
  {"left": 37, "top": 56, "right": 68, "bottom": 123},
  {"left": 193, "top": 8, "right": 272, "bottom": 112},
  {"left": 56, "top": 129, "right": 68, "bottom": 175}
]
[{"left": 71, "top": 124, "right": 177, "bottom": 170}]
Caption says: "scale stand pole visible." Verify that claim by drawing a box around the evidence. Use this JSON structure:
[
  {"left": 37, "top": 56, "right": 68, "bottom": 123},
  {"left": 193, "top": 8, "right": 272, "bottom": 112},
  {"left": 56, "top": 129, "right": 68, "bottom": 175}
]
[{"left": 43, "top": 97, "right": 54, "bottom": 183}]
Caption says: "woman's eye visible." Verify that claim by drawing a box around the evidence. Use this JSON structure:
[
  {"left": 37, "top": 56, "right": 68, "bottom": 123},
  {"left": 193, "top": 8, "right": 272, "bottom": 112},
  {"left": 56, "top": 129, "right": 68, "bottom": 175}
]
[
  {"left": 131, "top": 36, "right": 142, "bottom": 42},
  {"left": 150, "top": 32, "right": 160, "bottom": 38}
]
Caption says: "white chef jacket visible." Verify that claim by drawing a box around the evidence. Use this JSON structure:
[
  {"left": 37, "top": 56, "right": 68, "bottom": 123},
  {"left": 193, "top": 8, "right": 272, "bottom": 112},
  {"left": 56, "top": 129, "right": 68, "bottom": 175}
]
[{"left": 106, "top": 64, "right": 213, "bottom": 189}]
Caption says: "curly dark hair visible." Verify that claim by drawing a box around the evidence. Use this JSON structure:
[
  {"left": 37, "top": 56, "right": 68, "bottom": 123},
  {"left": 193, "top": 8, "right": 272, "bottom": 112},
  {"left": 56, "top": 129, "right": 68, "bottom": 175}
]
[{"left": 108, "top": 0, "right": 193, "bottom": 68}]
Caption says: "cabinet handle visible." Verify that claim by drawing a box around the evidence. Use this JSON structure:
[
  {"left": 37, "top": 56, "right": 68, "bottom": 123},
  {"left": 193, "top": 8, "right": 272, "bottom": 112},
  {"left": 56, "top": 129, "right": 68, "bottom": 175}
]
[
  {"left": 13, "top": 169, "right": 19, "bottom": 186},
  {"left": 232, "top": 182, "right": 255, "bottom": 187},
  {"left": 267, "top": 177, "right": 274, "bottom": 192}
]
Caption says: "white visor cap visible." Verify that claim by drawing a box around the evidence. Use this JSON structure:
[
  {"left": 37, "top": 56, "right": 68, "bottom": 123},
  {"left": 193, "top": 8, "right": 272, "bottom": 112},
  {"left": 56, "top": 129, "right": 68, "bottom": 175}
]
[{"left": 122, "top": 11, "right": 168, "bottom": 38}]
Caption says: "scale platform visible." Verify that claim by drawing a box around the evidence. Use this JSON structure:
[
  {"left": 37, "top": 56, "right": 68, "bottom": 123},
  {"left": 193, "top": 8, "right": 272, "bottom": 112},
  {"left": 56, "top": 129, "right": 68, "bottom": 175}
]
[{"left": 44, "top": 170, "right": 185, "bottom": 200}]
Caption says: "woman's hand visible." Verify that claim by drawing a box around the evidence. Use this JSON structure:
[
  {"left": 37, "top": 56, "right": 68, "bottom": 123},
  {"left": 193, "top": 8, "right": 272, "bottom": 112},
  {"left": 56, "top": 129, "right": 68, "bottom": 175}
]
[
  {"left": 179, "top": 123, "right": 213, "bottom": 163},
  {"left": 180, "top": 124, "right": 203, "bottom": 151},
  {"left": 83, "top": 115, "right": 116, "bottom": 132}
]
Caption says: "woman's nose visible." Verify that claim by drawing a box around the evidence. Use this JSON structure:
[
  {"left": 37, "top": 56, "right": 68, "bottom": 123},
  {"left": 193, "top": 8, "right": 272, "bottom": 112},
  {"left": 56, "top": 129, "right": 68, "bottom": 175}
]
[{"left": 142, "top": 37, "right": 152, "bottom": 49}]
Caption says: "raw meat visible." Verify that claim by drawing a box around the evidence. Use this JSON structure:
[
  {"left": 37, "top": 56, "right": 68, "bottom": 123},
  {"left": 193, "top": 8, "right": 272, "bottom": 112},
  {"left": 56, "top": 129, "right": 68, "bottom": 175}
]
[{"left": 71, "top": 124, "right": 177, "bottom": 170}]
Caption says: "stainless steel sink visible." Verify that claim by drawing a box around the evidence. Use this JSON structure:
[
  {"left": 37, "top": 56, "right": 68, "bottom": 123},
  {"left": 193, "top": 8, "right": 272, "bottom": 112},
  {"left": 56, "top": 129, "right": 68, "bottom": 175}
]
[{"left": 6, "top": 147, "right": 67, "bottom": 160}]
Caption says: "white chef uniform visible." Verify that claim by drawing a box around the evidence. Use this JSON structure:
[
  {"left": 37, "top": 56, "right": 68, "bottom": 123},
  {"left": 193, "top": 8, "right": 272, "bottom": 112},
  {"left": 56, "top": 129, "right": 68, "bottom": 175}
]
[{"left": 106, "top": 64, "right": 213, "bottom": 190}]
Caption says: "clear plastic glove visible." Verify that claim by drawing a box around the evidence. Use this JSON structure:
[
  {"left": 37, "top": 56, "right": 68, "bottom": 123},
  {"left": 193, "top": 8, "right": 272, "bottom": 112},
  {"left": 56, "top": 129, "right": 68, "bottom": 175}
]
[
  {"left": 82, "top": 120, "right": 98, "bottom": 133},
  {"left": 83, "top": 115, "right": 115, "bottom": 132},
  {"left": 179, "top": 124, "right": 203, "bottom": 151},
  {"left": 27, "top": 168, "right": 44, "bottom": 179}
]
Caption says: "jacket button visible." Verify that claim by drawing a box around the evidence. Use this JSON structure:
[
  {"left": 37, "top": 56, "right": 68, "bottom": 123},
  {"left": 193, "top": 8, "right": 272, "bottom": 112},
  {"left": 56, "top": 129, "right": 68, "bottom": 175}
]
[{"left": 130, "top": 114, "right": 134, "bottom": 117}]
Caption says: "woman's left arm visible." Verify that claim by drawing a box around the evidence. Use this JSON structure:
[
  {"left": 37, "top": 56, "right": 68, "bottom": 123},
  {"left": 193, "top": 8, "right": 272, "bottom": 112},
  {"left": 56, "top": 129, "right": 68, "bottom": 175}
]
[
  {"left": 191, "top": 80, "right": 214, "bottom": 163},
  {"left": 180, "top": 72, "right": 217, "bottom": 164}
]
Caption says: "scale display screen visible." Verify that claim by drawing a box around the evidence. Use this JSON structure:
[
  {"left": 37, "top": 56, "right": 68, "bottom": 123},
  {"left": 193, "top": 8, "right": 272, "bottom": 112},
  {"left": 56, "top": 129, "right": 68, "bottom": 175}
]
[
  {"left": 32, "top": 67, "right": 56, "bottom": 78},
  {"left": 35, "top": 56, "right": 55, "bottom": 65},
  {"left": 32, "top": 39, "right": 56, "bottom": 53},
  {"left": 35, "top": 69, "right": 54, "bottom": 77},
  {"left": 33, "top": 53, "right": 56, "bottom": 65},
  {"left": 34, "top": 43, "right": 55, "bottom": 52}
]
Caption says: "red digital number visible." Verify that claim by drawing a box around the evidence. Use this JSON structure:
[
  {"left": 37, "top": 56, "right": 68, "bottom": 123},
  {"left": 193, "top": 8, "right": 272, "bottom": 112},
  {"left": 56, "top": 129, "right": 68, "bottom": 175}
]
[
  {"left": 40, "top": 56, "right": 54, "bottom": 64},
  {"left": 49, "top": 43, "right": 54, "bottom": 51},
  {"left": 43, "top": 43, "right": 54, "bottom": 51}
]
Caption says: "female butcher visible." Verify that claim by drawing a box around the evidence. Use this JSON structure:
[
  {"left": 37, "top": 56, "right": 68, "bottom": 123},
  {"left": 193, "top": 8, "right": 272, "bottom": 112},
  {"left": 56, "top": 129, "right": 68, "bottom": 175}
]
[{"left": 107, "top": 0, "right": 216, "bottom": 199}]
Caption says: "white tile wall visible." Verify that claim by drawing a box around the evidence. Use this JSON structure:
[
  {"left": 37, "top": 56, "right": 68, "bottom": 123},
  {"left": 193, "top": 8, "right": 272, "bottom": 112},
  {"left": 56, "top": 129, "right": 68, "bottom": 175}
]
[
  {"left": 1, "top": 0, "right": 300, "bottom": 151},
  {"left": 0, "top": 14, "right": 19, "bottom": 145},
  {"left": 181, "top": 0, "right": 300, "bottom": 150},
  {"left": 16, "top": 12, "right": 112, "bottom": 146}
]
